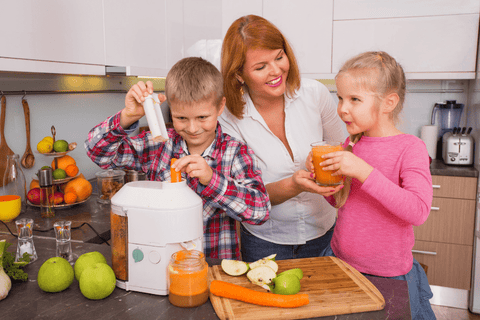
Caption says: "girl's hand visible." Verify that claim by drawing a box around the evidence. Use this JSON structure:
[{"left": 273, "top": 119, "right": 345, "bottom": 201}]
[
  {"left": 319, "top": 151, "right": 373, "bottom": 183},
  {"left": 292, "top": 169, "right": 344, "bottom": 196},
  {"left": 171, "top": 155, "right": 213, "bottom": 186}
]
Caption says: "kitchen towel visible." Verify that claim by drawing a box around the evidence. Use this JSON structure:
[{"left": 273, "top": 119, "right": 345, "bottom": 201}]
[{"left": 421, "top": 125, "right": 438, "bottom": 159}]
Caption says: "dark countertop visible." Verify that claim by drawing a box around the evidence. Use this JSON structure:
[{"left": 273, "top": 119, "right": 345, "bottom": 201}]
[
  {"left": 0, "top": 179, "right": 111, "bottom": 244},
  {"left": 0, "top": 235, "right": 411, "bottom": 320},
  {"left": 430, "top": 159, "right": 478, "bottom": 177}
]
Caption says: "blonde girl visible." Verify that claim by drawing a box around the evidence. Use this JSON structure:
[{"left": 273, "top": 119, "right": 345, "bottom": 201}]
[{"left": 310, "top": 51, "right": 435, "bottom": 319}]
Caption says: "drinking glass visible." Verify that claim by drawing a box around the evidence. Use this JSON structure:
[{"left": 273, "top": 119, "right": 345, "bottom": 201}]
[
  {"left": 54, "top": 220, "right": 73, "bottom": 262},
  {"left": 310, "top": 140, "right": 344, "bottom": 186},
  {"left": 15, "top": 218, "right": 38, "bottom": 263}
]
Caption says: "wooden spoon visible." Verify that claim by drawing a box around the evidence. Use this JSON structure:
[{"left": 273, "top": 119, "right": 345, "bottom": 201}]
[
  {"left": 0, "top": 95, "right": 15, "bottom": 187},
  {"left": 21, "top": 98, "right": 35, "bottom": 168}
]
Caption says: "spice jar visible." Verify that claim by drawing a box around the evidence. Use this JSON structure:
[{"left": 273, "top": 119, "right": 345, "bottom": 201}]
[
  {"left": 95, "top": 169, "right": 125, "bottom": 204},
  {"left": 168, "top": 250, "right": 209, "bottom": 307}
]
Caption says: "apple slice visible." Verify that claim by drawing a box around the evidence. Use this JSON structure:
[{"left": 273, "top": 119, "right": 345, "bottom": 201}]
[
  {"left": 248, "top": 255, "right": 278, "bottom": 273},
  {"left": 221, "top": 259, "right": 249, "bottom": 276},
  {"left": 246, "top": 265, "right": 276, "bottom": 288}
]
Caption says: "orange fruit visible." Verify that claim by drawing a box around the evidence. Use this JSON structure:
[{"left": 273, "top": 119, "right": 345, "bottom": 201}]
[
  {"left": 30, "top": 179, "right": 40, "bottom": 190},
  {"left": 64, "top": 176, "right": 92, "bottom": 201},
  {"left": 64, "top": 192, "right": 77, "bottom": 204},
  {"left": 65, "top": 164, "right": 79, "bottom": 177},
  {"left": 51, "top": 155, "right": 76, "bottom": 171}
]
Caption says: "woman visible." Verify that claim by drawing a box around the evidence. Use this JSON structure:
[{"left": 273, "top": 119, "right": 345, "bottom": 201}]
[{"left": 219, "top": 15, "right": 345, "bottom": 261}]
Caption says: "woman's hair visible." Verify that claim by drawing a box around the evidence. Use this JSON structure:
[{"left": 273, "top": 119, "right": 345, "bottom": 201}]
[
  {"left": 221, "top": 15, "right": 301, "bottom": 119},
  {"left": 333, "top": 51, "right": 406, "bottom": 208},
  {"left": 165, "top": 57, "right": 224, "bottom": 107}
]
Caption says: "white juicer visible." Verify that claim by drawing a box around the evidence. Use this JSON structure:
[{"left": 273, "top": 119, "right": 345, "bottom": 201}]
[{"left": 110, "top": 180, "right": 203, "bottom": 295}]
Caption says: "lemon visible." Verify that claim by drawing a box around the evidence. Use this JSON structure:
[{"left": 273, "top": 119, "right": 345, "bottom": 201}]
[
  {"left": 37, "top": 257, "right": 74, "bottom": 293},
  {"left": 53, "top": 168, "right": 67, "bottom": 180},
  {"left": 42, "top": 136, "right": 54, "bottom": 144},
  {"left": 37, "top": 140, "right": 53, "bottom": 154},
  {"left": 53, "top": 140, "right": 69, "bottom": 153}
]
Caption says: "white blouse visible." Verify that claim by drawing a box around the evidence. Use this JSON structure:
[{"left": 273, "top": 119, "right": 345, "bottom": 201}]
[{"left": 219, "top": 78, "right": 345, "bottom": 244}]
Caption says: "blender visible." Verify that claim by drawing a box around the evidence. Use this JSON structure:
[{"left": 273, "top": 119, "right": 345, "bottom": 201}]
[{"left": 431, "top": 100, "right": 464, "bottom": 159}]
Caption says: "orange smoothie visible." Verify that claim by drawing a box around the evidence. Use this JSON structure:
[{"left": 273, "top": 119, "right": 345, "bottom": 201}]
[
  {"left": 168, "top": 250, "right": 209, "bottom": 307},
  {"left": 311, "top": 143, "right": 344, "bottom": 186}
]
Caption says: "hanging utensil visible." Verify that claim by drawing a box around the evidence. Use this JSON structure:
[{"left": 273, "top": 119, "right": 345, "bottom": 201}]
[
  {"left": 21, "top": 97, "right": 35, "bottom": 168},
  {"left": 0, "top": 95, "right": 15, "bottom": 187}
]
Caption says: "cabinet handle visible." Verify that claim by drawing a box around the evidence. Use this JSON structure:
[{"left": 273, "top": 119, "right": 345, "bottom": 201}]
[
  {"left": 432, "top": 185, "right": 441, "bottom": 189},
  {"left": 430, "top": 207, "right": 440, "bottom": 211},
  {"left": 412, "top": 249, "right": 437, "bottom": 256}
]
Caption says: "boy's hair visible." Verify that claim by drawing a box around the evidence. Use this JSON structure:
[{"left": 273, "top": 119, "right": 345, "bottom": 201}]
[
  {"left": 334, "top": 51, "right": 406, "bottom": 208},
  {"left": 165, "top": 57, "right": 224, "bottom": 107},
  {"left": 221, "top": 15, "right": 301, "bottom": 119}
]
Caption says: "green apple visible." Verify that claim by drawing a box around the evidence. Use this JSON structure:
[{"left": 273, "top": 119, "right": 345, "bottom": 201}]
[
  {"left": 277, "top": 268, "right": 303, "bottom": 280},
  {"left": 79, "top": 263, "right": 116, "bottom": 300},
  {"left": 221, "top": 259, "right": 249, "bottom": 276},
  {"left": 74, "top": 251, "right": 107, "bottom": 281},
  {"left": 248, "top": 254, "right": 278, "bottom": 273},
  {"left": 269, "top": 273, "right": 301, "bottom": 295},
  {"left": 37, "top": 257, "right": 74, "bottom": 293},
  {"left": 246, "top": 265, "right": 276, "bottom": 289}
]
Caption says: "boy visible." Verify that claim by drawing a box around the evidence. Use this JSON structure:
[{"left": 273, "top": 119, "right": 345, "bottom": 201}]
[{"left": 85, "top": 57, "right": 270, "bottom": 259}]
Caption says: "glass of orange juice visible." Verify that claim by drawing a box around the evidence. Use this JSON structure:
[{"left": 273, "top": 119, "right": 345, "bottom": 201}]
[{"left": 310, "top": 140, "right": 344, "bottom": 186}]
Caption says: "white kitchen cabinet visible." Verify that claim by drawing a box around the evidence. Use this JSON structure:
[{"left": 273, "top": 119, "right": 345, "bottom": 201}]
[
  {"left": 334, "top": 0, "right": 480, "bottom": 20},
  {"left": 0, "top": 0, "right": 105, "bottom": 75},
  {"left": 333, "top": 14, "right": 479, "bottom": 79},
  {"left": 104, "top": 0, "right": 169, "bottom": 77},
  {"left": 263, "top": 0, "right": 333, "bottom": 78}
]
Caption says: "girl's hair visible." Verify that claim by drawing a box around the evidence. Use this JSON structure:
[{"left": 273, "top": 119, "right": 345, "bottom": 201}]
[
  {"left": 333, "top": 51, "right": 406, "bottom": 208},
  {"left": 165, "top": 57, "right": 224, "bottom": 107},
  {"left": 221, "top": 15, "right": 301, "bottom": 119}
]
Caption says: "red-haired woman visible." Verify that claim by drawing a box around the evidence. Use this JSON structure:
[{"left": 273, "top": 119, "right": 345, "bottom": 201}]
[{"left": 219, "top": 15, "right": 345, "bottom": 262}]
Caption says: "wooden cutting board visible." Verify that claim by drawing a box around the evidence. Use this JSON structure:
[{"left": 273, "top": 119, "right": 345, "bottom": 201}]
[{"left": 209, "top": 256, "right": 385, "bottom": 320}]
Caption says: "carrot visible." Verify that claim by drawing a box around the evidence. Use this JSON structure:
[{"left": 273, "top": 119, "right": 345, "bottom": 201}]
[
  {"left": 170, "top": 158, "right": 182, "bottom": 183},
  {"left": 210, "top": 280, "right": 309, "bottom": 308}
]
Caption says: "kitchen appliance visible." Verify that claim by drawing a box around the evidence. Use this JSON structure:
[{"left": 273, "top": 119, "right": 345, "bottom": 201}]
[
  {"left": 431, "top": 100, "right": 465, "bottom": 159},
  {"left": 110, "top": 179, "right": 203, "bottom": 295},
  {"left": 442, "top": 127, "right": 474, "bottom": 165}
]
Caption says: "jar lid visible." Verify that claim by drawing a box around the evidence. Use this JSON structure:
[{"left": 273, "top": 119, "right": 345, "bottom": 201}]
[
  {"left": 95, "top": 169, "right": 126, "bottom": 178},
  {"left": 38, "top": 168, "right": 53, "bottom": 186}
]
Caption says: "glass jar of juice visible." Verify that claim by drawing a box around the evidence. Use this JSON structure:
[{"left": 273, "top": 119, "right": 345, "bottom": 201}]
[{"left": 168, "top": 250, "right": 209, "bottom": 307}]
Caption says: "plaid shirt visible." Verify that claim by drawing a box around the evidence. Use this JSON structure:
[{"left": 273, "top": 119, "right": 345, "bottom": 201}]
[{"left": 85, "top": 111, "right": 270, "bottom": 259}]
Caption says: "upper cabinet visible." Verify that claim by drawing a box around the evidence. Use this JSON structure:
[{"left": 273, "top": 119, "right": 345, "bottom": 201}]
[
  {"left": 332, "top": 0, "right": 480, "bottom": 79},
  {"left": 0, "top": 1, "right": 105, "bottom": 75},
  {"left": 263, "top": 0, "right": 333, "bottom": 78},
  {"left": 1, "top": 0, "right": 479, "bottom": 79},
  {"left": 103, "top": 0, "right": 168, "bottom": 77}
]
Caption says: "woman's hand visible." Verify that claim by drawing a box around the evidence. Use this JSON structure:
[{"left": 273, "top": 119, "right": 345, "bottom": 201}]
[
  {"left": 171, "top": 155, "right": 213, "bottom": 186},
  {"left": 319, "top": 151, "right": 373, "bottom": 183}
]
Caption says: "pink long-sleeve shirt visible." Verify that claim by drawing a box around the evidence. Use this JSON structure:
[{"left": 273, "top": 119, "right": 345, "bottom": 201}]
[{"left": 327, "top": 134, "right": 432, "bottom": 277}]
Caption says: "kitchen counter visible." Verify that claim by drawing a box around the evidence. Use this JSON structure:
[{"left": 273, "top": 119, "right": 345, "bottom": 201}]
[
  {"left": 0, "top": 235, "right": 412, "bottom": 320},
  {"left": 430, "top": 159, "right": 478, "bottom": 177},
  {"left": 0, "top": 182, "right": 111, "bottom": 244}
]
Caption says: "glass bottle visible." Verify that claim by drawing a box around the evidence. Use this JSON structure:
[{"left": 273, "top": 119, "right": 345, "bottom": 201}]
[
  {"left": 3, "top": 154, "right": 26, "bottom": 213},
  {"left": 38, "top": 168, "right": 55, "bottom": 218},
  {"left": 15, "top": 218, "right": 38, "bottom": 263},
  {"left": 168, "top": 250, "right": 209, "bottom": 307}
]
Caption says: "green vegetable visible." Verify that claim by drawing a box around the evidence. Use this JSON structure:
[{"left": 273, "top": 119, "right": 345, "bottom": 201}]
[{"left": 2, "top": 242, "right": 30, "bottom": 281}]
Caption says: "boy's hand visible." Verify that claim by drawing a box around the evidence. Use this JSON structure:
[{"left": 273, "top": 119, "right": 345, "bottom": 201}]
[
  {"left": 121, "top": 81, "right": 153, "bottom": 128},
  {"left": 319, "top": 151, "right": 373, "bottom": 183},
  {"left": 171, "top": 155, "right": 213, "bottom": 185}
]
